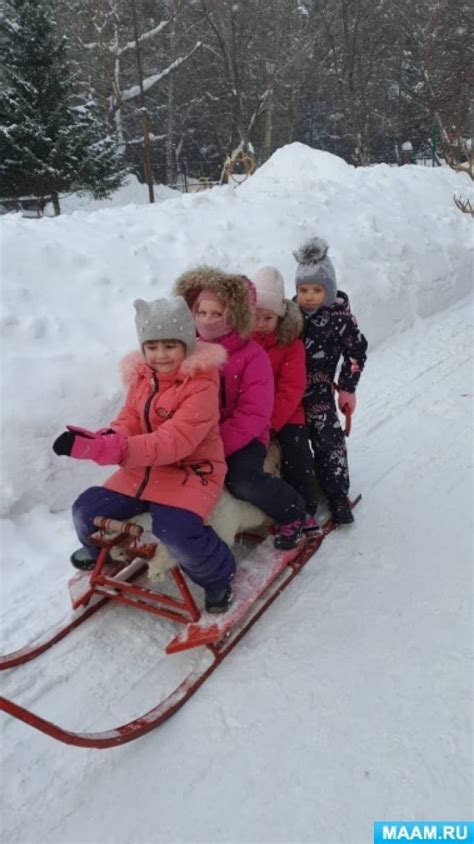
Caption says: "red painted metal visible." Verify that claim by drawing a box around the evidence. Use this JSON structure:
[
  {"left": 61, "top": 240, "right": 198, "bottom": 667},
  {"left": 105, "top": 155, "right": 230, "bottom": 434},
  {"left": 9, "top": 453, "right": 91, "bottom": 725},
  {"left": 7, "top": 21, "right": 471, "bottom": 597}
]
[
  {"left": 1, "top": 560, "right": 149, "bottom": 669},
  {"left": 166, "top": 540, "right": 307, "bottom": 654},
  {"left": 343, "top": 406, "right": 352, "bottom": 436},
  {"left": 0, "top": 536, "right": 325, "bottom": 748},
  {"left": 77, "top": 526, "right": 201, "bottom": 625},
  {"left": 91, "top": 569, "right": 201, "bottom": 623},
  {"left": 0, "top": 521, "right": 202, "bottom": 667},
  {"left": 0, "top": 597, "right": 115, "bottom": 670},
  {"left": 0, "top": 497, "right": 361, "bottom": 748}
]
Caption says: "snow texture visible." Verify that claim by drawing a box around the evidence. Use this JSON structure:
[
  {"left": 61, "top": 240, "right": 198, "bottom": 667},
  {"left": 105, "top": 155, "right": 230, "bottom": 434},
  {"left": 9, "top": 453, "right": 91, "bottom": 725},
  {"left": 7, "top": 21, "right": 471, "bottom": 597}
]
[{"left": 0, "top": 143, "right": 472, "bottom": 844}]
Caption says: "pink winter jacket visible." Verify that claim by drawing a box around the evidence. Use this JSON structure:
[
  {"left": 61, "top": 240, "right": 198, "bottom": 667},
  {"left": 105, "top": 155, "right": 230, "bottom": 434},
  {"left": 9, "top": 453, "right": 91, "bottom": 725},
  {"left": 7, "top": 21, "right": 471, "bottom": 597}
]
[
  {"left": 104, "top": 342, "right": 227, "bottom": 520},
  {"left": 206, "top": 330, "right": 274, "bottom": 458}
]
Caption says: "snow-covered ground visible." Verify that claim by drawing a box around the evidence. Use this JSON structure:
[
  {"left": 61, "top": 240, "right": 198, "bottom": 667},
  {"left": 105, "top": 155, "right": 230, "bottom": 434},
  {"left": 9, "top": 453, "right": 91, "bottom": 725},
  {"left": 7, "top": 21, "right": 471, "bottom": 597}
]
[
  {"left": 1, "top": 144, "right": 472, "bottom": 843},
  {"left": 44, "top": 174, "right": 179, "bottom": 215}
]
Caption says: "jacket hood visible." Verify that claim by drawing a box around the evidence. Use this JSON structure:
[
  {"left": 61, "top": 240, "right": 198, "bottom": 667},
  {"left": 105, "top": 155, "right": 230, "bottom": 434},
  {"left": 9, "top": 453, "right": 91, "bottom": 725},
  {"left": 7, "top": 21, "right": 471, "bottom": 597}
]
[
  {"left": 119, "top": 340, "right": 227, "bottom": 387},
  {"left": 334, "top": 290, "right": 350, "bottom": 311},
  {"left": 174, "top": 266, "right": 254, "bottom": 338},
  {"left": 276, "top": 299, "right": 303, "bottom": 345}
]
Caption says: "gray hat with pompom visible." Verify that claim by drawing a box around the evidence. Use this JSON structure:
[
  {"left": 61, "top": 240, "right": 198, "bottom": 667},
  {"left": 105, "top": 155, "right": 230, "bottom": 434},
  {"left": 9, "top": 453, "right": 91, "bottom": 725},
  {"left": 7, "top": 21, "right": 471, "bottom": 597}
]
[
  {"left": 293, "top": 237, "right": 337, "bottom": 308},
  {"left": 134, "top": 296, "right": 196, "bottom": 353}
]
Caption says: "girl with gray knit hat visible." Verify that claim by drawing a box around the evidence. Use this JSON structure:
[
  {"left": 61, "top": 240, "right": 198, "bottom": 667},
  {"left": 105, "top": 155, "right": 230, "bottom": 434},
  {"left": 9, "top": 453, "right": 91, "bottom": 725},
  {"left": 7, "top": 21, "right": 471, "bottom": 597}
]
[
  {"left": 294, "top": 237, "right": 368, "bottom": 524},
  {"left": 52, "top": 295, "right": 235, "bottom": 614}
]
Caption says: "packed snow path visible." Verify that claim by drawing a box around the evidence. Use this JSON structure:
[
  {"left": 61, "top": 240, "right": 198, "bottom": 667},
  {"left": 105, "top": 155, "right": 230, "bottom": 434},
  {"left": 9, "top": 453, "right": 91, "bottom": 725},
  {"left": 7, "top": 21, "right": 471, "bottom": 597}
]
[{"left": 1, "top": 296, "right": 472, "bottom": 844}]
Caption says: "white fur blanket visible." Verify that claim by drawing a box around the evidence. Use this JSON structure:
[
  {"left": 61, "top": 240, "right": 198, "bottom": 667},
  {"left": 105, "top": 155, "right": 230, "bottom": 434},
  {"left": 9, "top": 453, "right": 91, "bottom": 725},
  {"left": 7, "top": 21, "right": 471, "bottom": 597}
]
[{"left": 142, "top": 441, "right": 280, "bottom": 580}]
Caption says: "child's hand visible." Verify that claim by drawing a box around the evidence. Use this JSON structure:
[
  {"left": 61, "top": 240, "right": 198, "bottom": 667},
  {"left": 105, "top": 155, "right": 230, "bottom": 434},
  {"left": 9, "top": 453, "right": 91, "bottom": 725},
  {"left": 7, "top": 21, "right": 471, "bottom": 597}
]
[
  {"left": 337, "top": 390, "right": 356, "bottom": 414},
  {"left": 52, "top": 426, "right": 127, "bottom": 465}
]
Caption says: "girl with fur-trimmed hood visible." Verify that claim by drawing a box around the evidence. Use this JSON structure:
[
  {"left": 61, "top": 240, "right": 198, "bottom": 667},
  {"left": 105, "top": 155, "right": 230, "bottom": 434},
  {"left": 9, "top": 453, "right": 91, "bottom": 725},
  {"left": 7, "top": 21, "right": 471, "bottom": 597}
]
[
  {"left": 52, "top": 296, "right": 235, "bottom": 614},
  {"left": 251, "top": 266, "right": 320, "bottom": 540},
  {"left": 174, "top": 267, "right": 305, "bottom": 550}
]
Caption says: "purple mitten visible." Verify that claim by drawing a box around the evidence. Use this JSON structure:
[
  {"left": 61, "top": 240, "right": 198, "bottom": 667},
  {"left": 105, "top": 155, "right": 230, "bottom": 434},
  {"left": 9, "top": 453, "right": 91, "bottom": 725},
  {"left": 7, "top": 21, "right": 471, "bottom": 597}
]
[{"left": 337, "top": 390, "right": 356, "bottom": 414}]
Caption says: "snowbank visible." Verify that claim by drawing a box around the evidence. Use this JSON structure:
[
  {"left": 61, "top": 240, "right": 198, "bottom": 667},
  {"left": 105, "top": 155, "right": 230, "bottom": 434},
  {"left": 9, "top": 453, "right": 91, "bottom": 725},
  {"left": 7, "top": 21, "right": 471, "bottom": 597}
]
[
  {"left": 0, "top": 142, "right": 471, "bottom": 517},
  {"left": 43, "top": 174, "right": 179, "bottom": 215}
]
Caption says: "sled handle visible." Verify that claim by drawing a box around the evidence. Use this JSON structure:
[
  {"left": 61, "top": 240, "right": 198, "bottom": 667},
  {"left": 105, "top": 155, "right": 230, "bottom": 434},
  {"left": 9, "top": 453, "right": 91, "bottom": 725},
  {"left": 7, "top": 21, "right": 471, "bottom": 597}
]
[
  {"left": 93, "top": 517, "right": 143, "bottom": 537},
  {"left": 332, "top": 383, "right": 352, "bottom": 437},
  {"left": 342, "top": 405, "right": 352, "bottom": 437}
]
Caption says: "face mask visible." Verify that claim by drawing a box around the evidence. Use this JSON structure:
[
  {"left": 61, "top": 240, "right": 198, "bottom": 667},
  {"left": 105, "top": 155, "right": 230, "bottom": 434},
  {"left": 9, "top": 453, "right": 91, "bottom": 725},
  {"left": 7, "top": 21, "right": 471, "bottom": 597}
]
[{"left": 194, "top": 313, "right": 232, "bottom": 341}]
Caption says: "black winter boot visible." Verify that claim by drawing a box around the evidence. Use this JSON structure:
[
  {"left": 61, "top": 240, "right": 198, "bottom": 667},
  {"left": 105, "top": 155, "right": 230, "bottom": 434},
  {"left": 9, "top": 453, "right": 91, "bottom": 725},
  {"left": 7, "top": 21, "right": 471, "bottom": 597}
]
[
  {"left": 205, "top": 584, "right": 234, "bottom": 614},
  {"left": 70, "top": 547, "right": 98, "bottom": 570},
  {"left": 274, "top": 519, "right": 303, "bottom": 550},
  {"left": 329, "top": 498, "right": 354, "bottom": 525}
]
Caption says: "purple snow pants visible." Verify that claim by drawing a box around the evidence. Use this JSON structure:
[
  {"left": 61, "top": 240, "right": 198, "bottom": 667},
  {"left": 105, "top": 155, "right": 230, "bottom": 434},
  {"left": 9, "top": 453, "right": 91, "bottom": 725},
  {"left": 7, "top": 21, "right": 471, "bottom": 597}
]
[{"left": 72, "top": 486, "right": 235, "bottom": 592}]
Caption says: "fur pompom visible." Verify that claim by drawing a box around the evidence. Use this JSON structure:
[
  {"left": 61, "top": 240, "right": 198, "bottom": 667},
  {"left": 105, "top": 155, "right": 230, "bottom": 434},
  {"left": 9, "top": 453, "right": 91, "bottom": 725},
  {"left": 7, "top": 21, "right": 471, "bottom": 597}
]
[{"left": 293, "top": 237, "right": 328, "bottom": 265}]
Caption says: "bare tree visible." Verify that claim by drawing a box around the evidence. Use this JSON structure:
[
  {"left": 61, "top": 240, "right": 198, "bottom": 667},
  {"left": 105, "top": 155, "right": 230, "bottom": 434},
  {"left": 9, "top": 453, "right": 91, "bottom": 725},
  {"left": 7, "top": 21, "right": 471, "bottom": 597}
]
[
  {"left": 64, "top": 0, "right": 201, "bottom": 181},
  {"left": 54, "top": 0, "right": 472, "bottom": 181}
]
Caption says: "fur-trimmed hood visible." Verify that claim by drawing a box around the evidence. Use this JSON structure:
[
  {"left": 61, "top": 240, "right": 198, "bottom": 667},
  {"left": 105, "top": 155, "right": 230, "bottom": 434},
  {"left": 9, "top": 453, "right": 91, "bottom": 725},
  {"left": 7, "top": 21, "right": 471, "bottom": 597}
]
[
  {"left": 251, "top": 301, "right": 306, "bottom": 431},
  {"left": 173, "top": 266, "right": 254, "bottom": 338},
  {"left": 276, "top": 299, "right": 303, "bottom": 346},
  {"left": 119, "top": 339, "right": 227, "bottom": 387}
]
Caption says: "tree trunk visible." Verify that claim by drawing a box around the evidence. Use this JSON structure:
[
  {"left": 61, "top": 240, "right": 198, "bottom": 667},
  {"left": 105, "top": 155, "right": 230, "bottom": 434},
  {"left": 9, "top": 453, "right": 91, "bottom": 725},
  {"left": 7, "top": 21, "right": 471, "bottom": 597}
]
[
  {"left": 260, "top": 88, "right": 274, "bottom": 162},
  {"left": 130, "top": 0, "right": 155, "bottom": 203},
  {"left": 51, "top": 191, "right": 61, "bottom": 216},
  {"left": 165, "top": 12, "right": 176, "bottom": 184},
  {"left": 112, "top": 20, "right": 125, "bottom": 147}
]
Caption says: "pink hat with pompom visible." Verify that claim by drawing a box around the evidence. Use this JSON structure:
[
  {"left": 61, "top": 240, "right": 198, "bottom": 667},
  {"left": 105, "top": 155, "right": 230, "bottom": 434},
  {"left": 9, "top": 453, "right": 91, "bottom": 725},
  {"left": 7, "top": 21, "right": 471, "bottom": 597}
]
[{"left": 252, "top": 266, "right": 286, "bottom": 317}]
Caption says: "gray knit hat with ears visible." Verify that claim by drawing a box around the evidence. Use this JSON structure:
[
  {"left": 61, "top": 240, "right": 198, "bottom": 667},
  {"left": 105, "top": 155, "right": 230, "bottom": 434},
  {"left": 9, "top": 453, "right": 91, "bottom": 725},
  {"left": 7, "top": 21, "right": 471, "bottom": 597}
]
[
  {"left": 134, "top": 296, "right": 197, "bottom": 353},
  {"left": 293, "top": 237, "right": 337, "bottom": 308}
]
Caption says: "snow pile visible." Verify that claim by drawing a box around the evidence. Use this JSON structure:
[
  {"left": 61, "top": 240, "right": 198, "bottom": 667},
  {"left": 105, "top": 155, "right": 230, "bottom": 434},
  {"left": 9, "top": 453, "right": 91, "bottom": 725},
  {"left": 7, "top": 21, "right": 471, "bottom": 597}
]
[
  {"left": 44, "top": 174, "right": 179, "bottom": 215},
  {"left": 0, "top": 143, "right": 471, "bottom": 518}
]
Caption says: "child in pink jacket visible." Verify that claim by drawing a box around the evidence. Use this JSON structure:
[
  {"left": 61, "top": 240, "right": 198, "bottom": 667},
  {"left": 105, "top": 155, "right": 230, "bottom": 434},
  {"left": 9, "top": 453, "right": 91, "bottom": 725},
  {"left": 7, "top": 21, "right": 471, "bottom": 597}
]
[
  {"left": 174, "top": 267, "right": 305, "bottom": 549},
  {"left": 251, "top": 266, "right": 320, "bottom": 537},
  {"left": 52, "top": 296, "right": 235, "bottom": 614}
]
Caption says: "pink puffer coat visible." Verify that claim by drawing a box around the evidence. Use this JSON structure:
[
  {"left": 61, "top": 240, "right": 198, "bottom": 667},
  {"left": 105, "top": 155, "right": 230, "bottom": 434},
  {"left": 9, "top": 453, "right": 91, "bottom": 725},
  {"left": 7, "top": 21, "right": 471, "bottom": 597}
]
[
  {"left": 213, "top": 330, "right": 274, "bottom": 457},
  {"left": 104, "top": 342, "right": 227, "bottom": 520},
  {"left": 173, "top": 266, "right": 274, "bottom": 458}
]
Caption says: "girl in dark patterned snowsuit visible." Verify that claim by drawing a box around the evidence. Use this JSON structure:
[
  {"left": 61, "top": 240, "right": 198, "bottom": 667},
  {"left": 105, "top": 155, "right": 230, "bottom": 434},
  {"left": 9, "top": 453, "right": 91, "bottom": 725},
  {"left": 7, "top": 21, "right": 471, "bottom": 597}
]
[{"left": 294, "top": 237, "right": 368, "bottom": 524}]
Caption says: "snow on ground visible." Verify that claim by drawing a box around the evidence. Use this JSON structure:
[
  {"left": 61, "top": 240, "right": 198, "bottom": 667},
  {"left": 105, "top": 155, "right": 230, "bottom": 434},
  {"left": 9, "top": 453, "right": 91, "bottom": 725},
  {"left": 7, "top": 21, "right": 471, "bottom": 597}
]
[
  {"left": 43, "top": 174, "right": 179, "bottom": 215},
  {"left": 0, "top": 143, "right": 472, "bottom": 843}
]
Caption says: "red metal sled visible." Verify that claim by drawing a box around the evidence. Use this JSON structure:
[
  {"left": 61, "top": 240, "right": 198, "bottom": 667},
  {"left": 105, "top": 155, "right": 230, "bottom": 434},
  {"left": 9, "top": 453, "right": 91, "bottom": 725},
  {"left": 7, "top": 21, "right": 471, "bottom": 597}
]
[{"left": 0, "top": 497, "right": 360, "bottom": 748}]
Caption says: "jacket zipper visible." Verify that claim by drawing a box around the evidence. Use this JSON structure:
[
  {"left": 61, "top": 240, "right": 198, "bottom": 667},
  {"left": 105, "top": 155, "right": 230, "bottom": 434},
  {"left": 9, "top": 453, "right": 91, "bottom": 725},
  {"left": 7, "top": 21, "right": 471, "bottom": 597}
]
[
  {"left": 219, "top": 374, "right": 226, "bottom": 408},
  {"left": 135, "top": 373, "right": 159, "bottom": 499}
]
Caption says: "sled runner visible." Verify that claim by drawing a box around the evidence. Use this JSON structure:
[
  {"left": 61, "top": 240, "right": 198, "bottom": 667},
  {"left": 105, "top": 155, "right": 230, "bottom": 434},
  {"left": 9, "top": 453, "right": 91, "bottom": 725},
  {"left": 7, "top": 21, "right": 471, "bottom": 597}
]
[{"left": 0, "top": 498, "right": 360, "bottom": 749}]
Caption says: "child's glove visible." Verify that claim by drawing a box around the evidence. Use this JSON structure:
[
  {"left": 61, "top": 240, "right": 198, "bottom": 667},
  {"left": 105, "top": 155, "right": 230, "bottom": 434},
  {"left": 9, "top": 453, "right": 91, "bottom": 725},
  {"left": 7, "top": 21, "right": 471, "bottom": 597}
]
[
  {"left": 52, "top": 425, "right": 127, "bottom": 465},
  {"left": 337, "top": 390, "right": 356, "bottom": 414}
]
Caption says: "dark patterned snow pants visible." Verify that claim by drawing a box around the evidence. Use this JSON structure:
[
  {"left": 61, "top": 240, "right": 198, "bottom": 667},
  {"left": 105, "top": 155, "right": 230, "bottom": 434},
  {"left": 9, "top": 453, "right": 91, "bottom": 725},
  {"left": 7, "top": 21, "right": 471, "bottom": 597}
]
[{"left": 304, "top": 388, "right": 350, "bottom": 505}]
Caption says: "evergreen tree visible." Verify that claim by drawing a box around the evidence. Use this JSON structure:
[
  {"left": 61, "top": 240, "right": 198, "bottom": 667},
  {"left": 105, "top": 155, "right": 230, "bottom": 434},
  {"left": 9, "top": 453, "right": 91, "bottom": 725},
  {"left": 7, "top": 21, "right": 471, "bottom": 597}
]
[{"left": 0, "top": 0, "right": 127, "bottom": 214}]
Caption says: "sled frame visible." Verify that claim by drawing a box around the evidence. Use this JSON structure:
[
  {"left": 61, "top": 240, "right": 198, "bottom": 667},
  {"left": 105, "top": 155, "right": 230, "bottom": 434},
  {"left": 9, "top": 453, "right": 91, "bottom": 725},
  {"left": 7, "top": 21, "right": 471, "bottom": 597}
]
[{"left": 1, "top": 497, "right": 361, "bottom": 749}]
